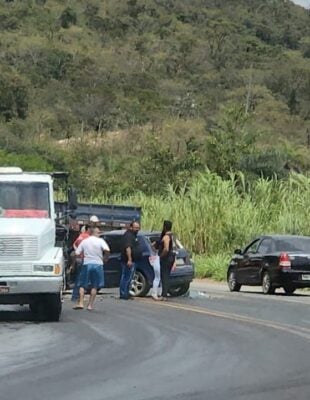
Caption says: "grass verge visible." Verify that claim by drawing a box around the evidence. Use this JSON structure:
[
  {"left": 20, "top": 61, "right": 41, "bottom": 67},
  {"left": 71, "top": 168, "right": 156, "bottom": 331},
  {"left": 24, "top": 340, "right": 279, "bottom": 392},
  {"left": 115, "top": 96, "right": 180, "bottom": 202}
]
[{"left": 194, "top": 253, "right": 230, "bottom": 281}]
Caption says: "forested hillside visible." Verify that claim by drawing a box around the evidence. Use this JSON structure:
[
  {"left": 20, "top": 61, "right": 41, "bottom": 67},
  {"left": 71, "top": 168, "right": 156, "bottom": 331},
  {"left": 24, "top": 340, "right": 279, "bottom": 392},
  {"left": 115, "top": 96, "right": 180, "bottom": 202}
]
[{"left": 0, "top": 0, "right": 310, "bottom": 196}]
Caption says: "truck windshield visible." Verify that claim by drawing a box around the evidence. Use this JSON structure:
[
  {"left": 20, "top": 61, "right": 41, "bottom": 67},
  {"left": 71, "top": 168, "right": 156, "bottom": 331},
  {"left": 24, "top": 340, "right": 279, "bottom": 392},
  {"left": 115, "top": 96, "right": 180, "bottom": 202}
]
[{"left": 0, "top": 182, "right": 50, "bottom": 218}]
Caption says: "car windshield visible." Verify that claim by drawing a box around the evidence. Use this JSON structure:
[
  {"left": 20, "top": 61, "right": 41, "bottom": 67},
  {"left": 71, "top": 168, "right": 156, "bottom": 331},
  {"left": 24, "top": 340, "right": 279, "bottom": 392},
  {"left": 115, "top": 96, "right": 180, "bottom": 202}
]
[
  {"left": 275, "top": 237, "right": 310, "bottom": 253},
  {"left": 0, "top": 182, "right": 50, "bottom": 218}
]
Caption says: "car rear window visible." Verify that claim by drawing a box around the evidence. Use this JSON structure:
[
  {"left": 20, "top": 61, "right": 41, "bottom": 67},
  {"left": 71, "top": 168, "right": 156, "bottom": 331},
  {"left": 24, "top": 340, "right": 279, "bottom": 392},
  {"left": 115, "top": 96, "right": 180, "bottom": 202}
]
[{"left": 275, "top": 237, "right": 310, "bottom": 253}]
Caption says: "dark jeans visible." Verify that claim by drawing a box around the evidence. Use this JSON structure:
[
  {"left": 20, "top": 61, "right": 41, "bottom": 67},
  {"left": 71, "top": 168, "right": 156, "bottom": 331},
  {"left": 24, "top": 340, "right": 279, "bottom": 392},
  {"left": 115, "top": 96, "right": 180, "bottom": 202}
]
[
  {"left": 71, "top": 262, "right": 82, "bottom": 301},
  {"left": 160, "top": 257, "right": 174, "bottom": 298},
  {"left": 119, "top": 262, "right": 136, "bottom": 299}
]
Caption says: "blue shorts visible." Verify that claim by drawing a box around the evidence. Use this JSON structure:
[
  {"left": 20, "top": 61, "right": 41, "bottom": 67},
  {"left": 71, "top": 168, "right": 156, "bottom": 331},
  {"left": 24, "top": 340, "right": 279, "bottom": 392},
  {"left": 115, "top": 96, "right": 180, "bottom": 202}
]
[{"left": 79, "top": 264, "right": 104, "bottom": 289}]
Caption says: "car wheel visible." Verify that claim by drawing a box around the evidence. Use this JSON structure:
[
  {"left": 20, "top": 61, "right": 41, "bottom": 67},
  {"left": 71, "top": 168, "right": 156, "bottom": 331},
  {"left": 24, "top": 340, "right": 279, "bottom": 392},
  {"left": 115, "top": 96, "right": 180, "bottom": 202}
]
[
  {"left": 227, "top": 269, "right": 241, "bottom": 292},
  {"left": 283, "top": 284, "right": 296, "bottom": 295},
  {"left": 262, "top": 271, "right": 275, "bottom": 295},
  {"left": 168, "top": 283, "right": 190, "bottom": 297},
  {"left": 129, "top": 271, "right": 150, "bottom": 297}
]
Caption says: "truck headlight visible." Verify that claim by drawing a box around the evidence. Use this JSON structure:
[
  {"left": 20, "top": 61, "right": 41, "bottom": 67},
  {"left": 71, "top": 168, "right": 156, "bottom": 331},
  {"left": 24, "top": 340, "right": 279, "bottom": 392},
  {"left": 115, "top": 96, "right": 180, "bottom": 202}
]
[{"left": 33, "top": 265, "right": 54, "bottom": 272}]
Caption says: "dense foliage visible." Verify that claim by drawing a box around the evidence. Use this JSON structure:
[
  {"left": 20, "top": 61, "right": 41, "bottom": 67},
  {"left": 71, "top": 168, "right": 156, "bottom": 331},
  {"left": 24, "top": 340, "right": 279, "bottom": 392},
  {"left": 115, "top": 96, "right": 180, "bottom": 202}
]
[{"left": 0, "top": 0, "right": 310, "bottom": 197}]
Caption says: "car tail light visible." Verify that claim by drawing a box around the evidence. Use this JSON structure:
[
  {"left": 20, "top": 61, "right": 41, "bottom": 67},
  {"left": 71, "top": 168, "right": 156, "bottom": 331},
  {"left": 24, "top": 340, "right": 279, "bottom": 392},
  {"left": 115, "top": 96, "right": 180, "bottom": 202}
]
[{"left": 279, "top": 252, "right": 291, "bottom": 271}]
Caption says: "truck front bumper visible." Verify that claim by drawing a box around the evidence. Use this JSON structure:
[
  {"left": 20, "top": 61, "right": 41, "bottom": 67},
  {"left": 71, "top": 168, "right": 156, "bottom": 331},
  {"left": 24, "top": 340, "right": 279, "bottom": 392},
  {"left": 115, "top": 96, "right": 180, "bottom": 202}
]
[{"left": 0, "top": 276, "right": 63, "bottom": 295}]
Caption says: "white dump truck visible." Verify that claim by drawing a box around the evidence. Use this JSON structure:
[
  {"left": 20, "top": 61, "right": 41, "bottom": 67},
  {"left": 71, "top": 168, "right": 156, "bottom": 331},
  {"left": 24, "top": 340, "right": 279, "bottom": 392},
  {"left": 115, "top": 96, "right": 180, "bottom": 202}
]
[{"left": 0, "top": 167, "right": 65, "bottom": 321}]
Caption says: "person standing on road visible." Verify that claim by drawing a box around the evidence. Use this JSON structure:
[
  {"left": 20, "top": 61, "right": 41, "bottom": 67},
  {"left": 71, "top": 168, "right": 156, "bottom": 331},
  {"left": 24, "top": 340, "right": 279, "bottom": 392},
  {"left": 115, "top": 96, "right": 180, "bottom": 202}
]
[
  {"left": 119, "top": 221, "right": 141, "bottom": 300},
  {"left": 73, "top": 224, "right": 91, "bottom": 251},
  {"left": 149, "top": 240, "right": 161, "bottom": 300},
  {"left": 89, "top": 214, "right": 100, "bottom": 228},
  {"left": 71, "top": 214, "right": 100, "bottom": 303},
  {"left": 74, "top": 227, "right": 110, "bottom": 311},
  {"left": 67, "top": 218, "right": 80, "bottom": 254},
  {"left": 158, "top": 220, "right": 176, "bottom": 301},
  {"left": 70, "top": 224, "right": 91, "bottom": 303}
]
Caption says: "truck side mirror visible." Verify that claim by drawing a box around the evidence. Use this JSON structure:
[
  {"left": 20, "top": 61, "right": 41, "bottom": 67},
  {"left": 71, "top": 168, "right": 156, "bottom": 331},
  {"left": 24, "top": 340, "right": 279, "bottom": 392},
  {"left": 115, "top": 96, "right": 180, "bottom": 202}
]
[{"left": 68, "top": 187, "right": 78, "bottom": 210}]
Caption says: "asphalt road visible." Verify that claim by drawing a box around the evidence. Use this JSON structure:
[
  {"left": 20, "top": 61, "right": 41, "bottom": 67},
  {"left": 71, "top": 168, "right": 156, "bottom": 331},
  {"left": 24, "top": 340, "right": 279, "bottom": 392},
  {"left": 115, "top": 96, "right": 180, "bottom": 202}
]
[{"left": 0, "top": 282, "right": 309, "bottom": 400}]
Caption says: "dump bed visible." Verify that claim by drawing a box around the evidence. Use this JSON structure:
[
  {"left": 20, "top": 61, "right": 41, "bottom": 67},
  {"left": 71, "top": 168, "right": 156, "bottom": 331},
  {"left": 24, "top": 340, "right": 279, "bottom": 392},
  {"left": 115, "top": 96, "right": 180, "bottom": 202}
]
[{"left": 55, "top": 202, "right": 141, "bottom": 230}]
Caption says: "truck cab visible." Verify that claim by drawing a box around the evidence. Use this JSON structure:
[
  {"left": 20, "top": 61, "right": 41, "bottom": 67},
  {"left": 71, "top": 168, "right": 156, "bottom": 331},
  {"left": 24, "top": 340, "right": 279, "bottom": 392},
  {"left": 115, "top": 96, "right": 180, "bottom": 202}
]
[{"left": 0, "top": 167, "right": 64, "bottom": 321}]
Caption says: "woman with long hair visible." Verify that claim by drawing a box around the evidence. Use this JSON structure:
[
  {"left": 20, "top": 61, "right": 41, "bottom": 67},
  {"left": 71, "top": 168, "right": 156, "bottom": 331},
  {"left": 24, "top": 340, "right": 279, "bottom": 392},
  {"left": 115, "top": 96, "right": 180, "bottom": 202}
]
[{"left": 158, "top": 220, "right": 176, "bottom": 301}]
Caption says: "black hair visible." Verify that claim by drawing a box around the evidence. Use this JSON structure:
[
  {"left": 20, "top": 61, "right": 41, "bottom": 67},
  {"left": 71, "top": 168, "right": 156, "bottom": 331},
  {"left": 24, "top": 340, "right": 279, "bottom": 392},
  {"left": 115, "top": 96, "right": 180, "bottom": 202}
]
[
  {"left": 160, "top": 220, "right": 172, "bottom": 239},
  {"left": 130, "top": 220, "right": 139, "bottom": 227}
]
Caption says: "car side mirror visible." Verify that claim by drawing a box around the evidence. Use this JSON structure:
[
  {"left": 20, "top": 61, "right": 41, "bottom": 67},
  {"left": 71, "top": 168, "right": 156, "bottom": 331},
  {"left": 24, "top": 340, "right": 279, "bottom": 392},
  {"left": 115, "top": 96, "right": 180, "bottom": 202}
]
[{"left": 234, "top": 248, "right": 243, "bottom": 255}]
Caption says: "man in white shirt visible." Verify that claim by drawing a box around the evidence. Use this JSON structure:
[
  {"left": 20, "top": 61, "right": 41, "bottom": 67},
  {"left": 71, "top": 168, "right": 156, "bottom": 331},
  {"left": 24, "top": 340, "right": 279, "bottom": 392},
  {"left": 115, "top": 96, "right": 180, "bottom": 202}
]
[{"left": 74, "top": 227, "right": 110, "bottom": 311}]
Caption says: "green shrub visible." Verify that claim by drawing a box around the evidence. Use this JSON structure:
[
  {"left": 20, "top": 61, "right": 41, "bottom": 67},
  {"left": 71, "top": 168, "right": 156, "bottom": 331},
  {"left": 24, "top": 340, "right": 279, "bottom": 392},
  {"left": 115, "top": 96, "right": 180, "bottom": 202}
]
[
  {"left": 0, "top": 150, "right": 53, "bottom": 171},
  {"left": 194, "top": 254, "right": 230, "bottom": 280}
]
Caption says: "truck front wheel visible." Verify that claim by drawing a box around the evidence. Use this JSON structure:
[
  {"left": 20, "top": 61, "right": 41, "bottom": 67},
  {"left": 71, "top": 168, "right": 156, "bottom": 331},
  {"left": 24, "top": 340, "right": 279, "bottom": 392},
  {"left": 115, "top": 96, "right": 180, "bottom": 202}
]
[
  {"left": 30, "top": 294, "right": 62, "bottom": 322},
  {"left": 45, "top": 294, "right": 62, "bottom": 322}
]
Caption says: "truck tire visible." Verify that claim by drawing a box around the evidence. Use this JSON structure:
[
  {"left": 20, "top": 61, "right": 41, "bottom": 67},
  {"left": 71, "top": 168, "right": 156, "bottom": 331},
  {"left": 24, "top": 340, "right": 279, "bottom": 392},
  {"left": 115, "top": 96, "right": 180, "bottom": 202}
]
[
  {"left": 29, "top": 301, "right": 40, "bottom": 315},
  {"left": 45, "top": 294, "right": 62, "bottom": 322}
]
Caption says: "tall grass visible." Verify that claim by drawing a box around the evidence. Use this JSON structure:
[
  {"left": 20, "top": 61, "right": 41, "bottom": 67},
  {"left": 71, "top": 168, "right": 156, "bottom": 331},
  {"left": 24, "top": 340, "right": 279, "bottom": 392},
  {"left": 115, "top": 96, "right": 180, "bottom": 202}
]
[{"left": 90, "top": 171, "right": 310, "bottom": 279}]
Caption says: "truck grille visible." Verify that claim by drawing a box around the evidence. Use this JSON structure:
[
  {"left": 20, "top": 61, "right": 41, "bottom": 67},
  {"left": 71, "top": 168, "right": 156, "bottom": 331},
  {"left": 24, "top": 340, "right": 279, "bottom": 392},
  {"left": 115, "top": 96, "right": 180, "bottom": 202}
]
[
  {"left": 0, "top": 263, "right": 33, "bottom": 276},
  {"left": 0, "top": 236, "right": 38, "bottom": 261}
]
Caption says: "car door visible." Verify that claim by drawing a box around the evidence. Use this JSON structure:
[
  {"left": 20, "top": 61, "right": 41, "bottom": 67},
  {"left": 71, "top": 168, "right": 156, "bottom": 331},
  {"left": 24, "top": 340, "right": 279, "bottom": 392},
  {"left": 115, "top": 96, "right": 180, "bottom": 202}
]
[
  {"left": 134, "top": 236, "right": 154, "bottom": 282},
  {"left": 236, "top": 239, "right": 261, "bottom": 284},
  {"left": 102, "top": 234, "right": 123, "bottom": 288},
  {"left": 254, "top": 238, "right": 274, "bottom": 282}
]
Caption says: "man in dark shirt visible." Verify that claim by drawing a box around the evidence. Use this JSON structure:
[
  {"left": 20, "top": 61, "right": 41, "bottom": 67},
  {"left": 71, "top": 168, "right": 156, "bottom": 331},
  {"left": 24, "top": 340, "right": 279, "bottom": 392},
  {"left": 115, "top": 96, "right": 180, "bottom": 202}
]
[
  {"left": 67, "top": 218, "right": 80, "bottom": 249},
  {"left": 119, "top": 221, "right": 140, "bottom": 300}
]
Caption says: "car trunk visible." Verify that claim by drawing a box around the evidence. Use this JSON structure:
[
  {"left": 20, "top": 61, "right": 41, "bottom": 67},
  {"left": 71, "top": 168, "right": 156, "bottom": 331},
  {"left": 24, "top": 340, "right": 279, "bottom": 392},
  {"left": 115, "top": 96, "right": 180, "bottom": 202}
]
[{"left": 289, "top": 254, "right": 310, "bottom": 272}]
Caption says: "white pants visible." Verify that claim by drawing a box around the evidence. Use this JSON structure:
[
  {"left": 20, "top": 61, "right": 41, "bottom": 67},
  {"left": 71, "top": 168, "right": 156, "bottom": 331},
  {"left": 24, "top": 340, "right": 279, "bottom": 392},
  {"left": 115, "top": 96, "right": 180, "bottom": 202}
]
[{"left": 149, "top": 255, "right": 161, "bottom": 296}]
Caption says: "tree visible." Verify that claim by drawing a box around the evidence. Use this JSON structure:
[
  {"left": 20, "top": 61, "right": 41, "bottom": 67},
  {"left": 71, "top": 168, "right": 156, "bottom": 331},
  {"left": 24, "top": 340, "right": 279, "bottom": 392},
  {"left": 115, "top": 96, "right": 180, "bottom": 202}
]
[
  {"left": 205, "top": 105, "right": 256, "bottom": 177},
  {"left": 60, "top": 7, "right": 77, "bottom": 29},
  {"left": 0, "top": 70, "right": 28, "bottom": 121}
]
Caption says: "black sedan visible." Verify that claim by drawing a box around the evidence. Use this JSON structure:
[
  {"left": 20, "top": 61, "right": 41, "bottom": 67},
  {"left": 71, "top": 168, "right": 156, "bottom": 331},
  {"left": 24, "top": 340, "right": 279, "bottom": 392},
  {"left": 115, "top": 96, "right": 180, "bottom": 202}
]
[{"left": 227, "top": 235, "right": 310, "bottom": 294}]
